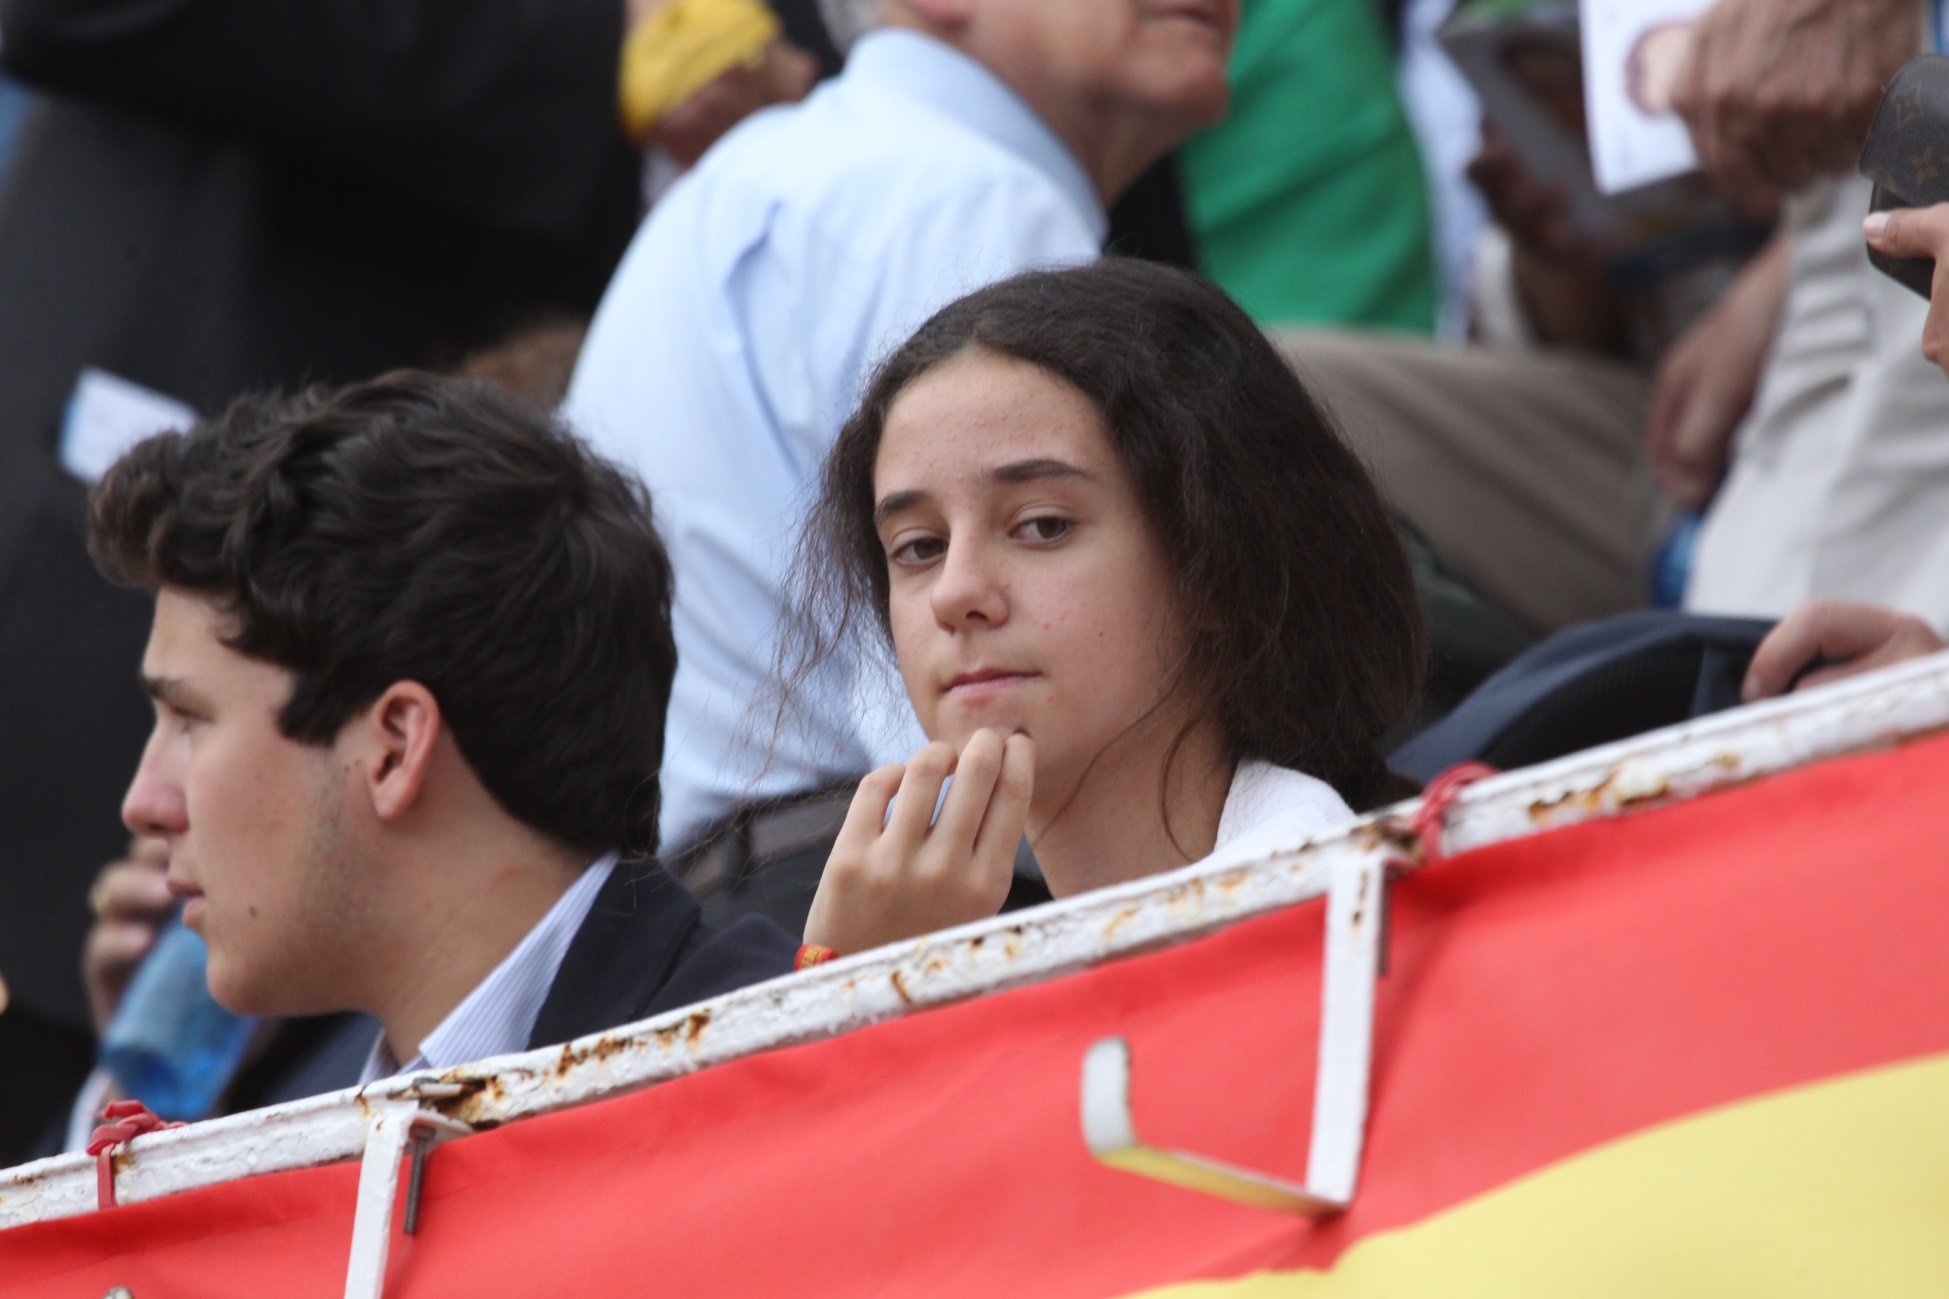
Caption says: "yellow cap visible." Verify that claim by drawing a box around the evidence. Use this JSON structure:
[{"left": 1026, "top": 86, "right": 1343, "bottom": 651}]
[{"left": 619, "top": 0, "right": 783, "bottom": 143}]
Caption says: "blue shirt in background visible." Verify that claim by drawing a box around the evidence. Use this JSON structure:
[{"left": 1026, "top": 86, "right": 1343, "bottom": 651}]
[{"left": 0, "top": 75, "right": 28, "bottom": 181}]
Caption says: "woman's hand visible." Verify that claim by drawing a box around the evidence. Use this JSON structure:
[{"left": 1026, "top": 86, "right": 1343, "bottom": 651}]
[{"left": 803, "top": 730, "right": 1034, "bottom": 955}]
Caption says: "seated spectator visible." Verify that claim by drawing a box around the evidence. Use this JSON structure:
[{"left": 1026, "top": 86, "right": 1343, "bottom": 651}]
[
  {"left": 0, "top": 0, "right": 830, "bottom": 1154},
  {"left": 1282, "top": 70, "right": 1775, "bottom": 638},
  {"left": 78, "top": 373, "right": 794, "bottom": 1116},
  {"left": 792, "top": 259, "right": 1426, "bottom": 956},
  {"left": 1669, "top": 0, "right": 1949, "bottom": 628},
  {"left": 0, "top": 0, "right": 826, "bottom": 1162},
  {"left": 565, "top": 0, "right": 1239, "bottom": 930}
]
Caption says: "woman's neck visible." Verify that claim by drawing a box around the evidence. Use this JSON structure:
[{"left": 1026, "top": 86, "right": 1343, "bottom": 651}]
[{"left": 1028, "top": 724, "right": 1235, "bottom": 898}]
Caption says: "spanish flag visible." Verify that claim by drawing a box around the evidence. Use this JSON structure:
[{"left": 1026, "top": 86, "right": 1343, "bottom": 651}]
[{"left": 6, "top": 733, "right": 1947, "bottom": 1295}]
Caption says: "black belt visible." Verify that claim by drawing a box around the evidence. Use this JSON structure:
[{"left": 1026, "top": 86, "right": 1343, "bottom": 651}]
[{"left": 669, "top": 784, "right": 855, "bottom": 901}]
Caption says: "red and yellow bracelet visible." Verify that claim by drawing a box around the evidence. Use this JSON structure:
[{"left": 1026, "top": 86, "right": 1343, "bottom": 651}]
[{"left": 794, "top": 943, "right": 840, "bottom": 970}]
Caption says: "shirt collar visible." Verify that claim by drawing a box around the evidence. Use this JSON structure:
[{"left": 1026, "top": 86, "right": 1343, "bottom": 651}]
[
  {"left": 1207, "top": 761, "right": 1355, "bottom": 868},
  {"left": 361, "top": 853, "right": 616, "bottom": 1083},
  {"left": 844, "top": 27, "right": 1108, "bottom": 244}
]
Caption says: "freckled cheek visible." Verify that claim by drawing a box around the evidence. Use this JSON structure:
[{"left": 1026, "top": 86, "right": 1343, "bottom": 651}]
[{"left": 888, "top": 613, "right": 939, "bottom": 729}]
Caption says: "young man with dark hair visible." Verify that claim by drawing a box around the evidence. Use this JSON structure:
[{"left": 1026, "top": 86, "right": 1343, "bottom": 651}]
[{"left": 88, "top": 371, "right": 794, "bottom": 1089}]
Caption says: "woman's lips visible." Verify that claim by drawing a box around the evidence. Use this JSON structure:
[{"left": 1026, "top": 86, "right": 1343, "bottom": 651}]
[{"left": 944, "top": 671, "right": 1037, "bottom": 702}]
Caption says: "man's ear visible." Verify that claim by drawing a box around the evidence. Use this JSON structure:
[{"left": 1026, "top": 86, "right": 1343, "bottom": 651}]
[
  {"left": 900, "top": 0, "right": 973, "bottom": 32},
  {"left": 358, "top": 682, "right": 443, "bottom": 823}
]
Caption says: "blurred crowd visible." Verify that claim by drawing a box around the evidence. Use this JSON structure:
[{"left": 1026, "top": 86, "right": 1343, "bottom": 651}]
[{"left": 1, "top": 0, "right": 1946, "bottom": 1168}]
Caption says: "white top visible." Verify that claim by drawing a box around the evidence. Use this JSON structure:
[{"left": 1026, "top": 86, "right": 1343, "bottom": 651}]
[
  {"left": 1197, "top": 760, "right": 1357, "bottom": 872},
  {"left": 563, "top": 28, "right": 1106, "bottom": 852},
  {"left": 359, "top": 854, "right": 614, "bottom": 1081}
]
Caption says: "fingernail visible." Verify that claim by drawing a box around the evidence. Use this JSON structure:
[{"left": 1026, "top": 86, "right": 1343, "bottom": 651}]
[{"left": 1864, "top": 212, "right": 1889, "bottom": 241}]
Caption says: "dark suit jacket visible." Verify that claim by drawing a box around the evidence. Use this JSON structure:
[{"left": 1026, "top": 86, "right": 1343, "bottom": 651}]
[
  {"left": 255, "top": 860, "right": 798, "bottom": 1106},
  {"left": 33, "top": 860, "right": 797, "bottom": 1160},
  {"left": 530, "top": 857, "right": 797, "bottom": 1050},
  {"left": 0, "top": 0, "right": 650, "bottom": 1160}
]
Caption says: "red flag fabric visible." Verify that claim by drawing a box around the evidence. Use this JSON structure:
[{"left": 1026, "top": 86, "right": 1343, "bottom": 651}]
[{"left": 5, "top": 733, "right": 1947, "bottom": 1296}]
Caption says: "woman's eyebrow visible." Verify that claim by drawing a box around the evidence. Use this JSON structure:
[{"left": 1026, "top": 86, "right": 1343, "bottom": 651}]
[
  {"left": 874, "top": 489, "right": 929, "bottom": 526},
  {"left": 989, "top": 457, "right": 1095, "bottom": 486},
  {"left": 875, "top": 459, "right": 1096, "bottom": 525}
]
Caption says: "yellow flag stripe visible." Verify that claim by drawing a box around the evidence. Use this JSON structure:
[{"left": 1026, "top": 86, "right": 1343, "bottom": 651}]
[{"left": 1126, "top": 1052, "right": 1949, "bottom": 1298}]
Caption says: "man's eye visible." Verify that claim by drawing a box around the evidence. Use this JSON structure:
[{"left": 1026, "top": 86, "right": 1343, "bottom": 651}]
[
  {"left": 1016, "top": 516, "right": 1072, "bottom": 543},
  {"left": 889, "top": 536, "right": 945, "bottom": 565}
]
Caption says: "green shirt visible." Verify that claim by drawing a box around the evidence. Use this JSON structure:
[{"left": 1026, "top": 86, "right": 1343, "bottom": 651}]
[{"left": 1180, "top": 0, "right": 1438, "bottom": 332}]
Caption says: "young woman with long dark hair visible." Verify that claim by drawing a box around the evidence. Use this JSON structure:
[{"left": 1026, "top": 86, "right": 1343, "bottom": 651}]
[{"left": 791, "top": 258, "right": 1426, "bottom": 954}]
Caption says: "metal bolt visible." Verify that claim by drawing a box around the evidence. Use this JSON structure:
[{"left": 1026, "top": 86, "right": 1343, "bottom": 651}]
[{"left": 402, "top": 1129, "right": 433, "bottom": 1235}]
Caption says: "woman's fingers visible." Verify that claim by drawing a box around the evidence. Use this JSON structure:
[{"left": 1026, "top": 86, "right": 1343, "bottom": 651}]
[
  {"left": 883, "top": 741, "right": 956, "bottom": 847},
  {"left": 929, "top": 729, "right": 1005, "bottom": 857},
  {"left": 969, "top": 733, "right": 1034, "bottom": 890},
  {"left": 830, "top": 763, "right": 905, "bottom": 857},
  {"left": 803, "top": 732, "right": 1038, "bottom": 953}
]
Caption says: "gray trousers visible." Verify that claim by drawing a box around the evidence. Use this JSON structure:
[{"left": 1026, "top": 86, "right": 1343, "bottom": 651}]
[{"left": 1278, "top": 329, "right": 1657, "bottom": 633}]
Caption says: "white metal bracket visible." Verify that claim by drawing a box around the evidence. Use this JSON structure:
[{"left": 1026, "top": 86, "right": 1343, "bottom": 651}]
[
  {"left": 1082, "top": 850, "right": 1385, "bottom": 1214},
  {"left": 343, "top": 1089, "right": 472, "bottom": 1299}
]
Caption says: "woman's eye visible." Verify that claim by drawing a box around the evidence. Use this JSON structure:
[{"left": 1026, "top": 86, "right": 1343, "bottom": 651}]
[
  {"left": 1015, "top": 516, "right": 1072, "bottom": 544},
  {"left": 889, "top": 536, "right": 945, "bottom": 566}
]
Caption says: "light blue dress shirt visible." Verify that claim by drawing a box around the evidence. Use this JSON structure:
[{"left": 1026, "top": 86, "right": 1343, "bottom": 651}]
[
  {"left": 359, "top": 855, "right": 614, "bottom": 1082},
  {"left": 565, "top": 29, "right": 1106, "bottom": 852}
]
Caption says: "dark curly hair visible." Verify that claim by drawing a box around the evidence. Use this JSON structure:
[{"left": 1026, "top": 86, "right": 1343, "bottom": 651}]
[
  {"left": 793, "top": 259, "right": 1426, "bottom": 809},
  {"left": 89, "top": 370, "right": 678, "bottom": 858}
]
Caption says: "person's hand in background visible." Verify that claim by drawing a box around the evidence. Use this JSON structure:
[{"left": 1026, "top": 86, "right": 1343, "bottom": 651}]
[
  {"left": 1467, "top": 123, "right": 1600, "bottom": 266},
  {"left": 1742, "top": 599, "right": 1946, "bottom": 701},
  {"left": 1671, "top": 0, "right": 1921, "bottom": 214},
  {"left": 623, "top": 0, "right": 819, "bottom": 168},
  {"left": 1865, "top": 203, "right": 1949, "bottom": 380},
  {"left": 1466, "top": 124, "right": 1626, "bottom": 350},
  {"left": 1645, "top": 230, "right": 1791, "bottom": 508},
  {"left": 653, "top": 38, "right": 816, "bottom": 167},
  {"left": 82, "top": 837, "right": 173, "bottom": 1034}
]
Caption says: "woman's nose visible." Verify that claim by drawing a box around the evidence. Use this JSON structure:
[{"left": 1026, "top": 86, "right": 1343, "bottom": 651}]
[{"left": 929, "top": 538, "right": 1009, "bottom": 629}]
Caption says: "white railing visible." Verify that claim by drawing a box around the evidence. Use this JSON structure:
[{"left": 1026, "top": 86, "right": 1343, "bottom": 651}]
[{"left": 6, "top": 650, "right": 1949, "bottom": 1295}]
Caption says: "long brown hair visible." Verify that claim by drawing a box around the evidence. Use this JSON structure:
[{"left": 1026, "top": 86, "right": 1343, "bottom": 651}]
[{"left": 790, "top": 259, "right": 1426, "bottom": 809}]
